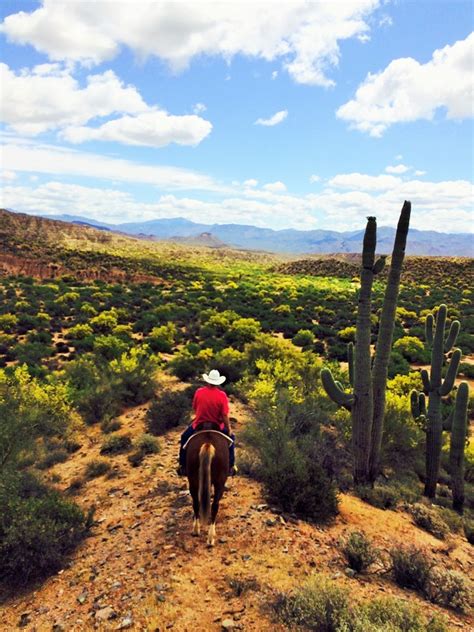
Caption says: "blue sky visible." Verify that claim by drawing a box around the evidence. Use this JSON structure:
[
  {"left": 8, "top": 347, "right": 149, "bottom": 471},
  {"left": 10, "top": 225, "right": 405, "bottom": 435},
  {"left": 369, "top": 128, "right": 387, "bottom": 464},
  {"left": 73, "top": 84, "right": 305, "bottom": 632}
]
[{"left": 0, "top": 1, "right": 472, "bottom": 233}]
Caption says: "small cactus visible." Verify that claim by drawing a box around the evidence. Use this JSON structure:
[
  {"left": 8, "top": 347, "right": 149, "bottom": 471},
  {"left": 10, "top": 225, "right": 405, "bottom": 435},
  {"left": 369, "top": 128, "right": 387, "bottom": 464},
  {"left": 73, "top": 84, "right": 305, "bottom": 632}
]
[
  {"left": 411, "top": 304, "right": 462, "bottom": 499},
  {"left": 449, "top": 382, "right": 469, "bottom": 513}
]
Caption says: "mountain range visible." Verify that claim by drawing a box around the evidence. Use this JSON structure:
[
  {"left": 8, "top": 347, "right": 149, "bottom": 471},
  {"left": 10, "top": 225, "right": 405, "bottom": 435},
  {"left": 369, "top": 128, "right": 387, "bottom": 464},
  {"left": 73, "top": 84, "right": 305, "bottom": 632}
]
[{"left": 14, "top": 211, "right": 474, "bottom": 256}]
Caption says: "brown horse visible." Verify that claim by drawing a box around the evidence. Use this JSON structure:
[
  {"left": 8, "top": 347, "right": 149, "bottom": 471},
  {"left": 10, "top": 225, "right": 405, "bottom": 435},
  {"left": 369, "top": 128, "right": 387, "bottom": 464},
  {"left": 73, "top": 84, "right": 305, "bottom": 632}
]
[{"left": 185, "top": 422, "right": 231, "bottom": 546}]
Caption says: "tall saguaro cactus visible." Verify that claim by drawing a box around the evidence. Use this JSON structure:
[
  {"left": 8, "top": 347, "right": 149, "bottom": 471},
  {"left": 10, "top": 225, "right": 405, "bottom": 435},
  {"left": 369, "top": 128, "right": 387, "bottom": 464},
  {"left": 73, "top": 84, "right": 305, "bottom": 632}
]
[
  {"left": 321, "top": 202, "right": 411, "bottom": 485},
  {"left": 420, "top": 305, "right": 461, "bottom": 498},
  {"left": 449, "top": 381, "right": 469, "bottom": 513}
]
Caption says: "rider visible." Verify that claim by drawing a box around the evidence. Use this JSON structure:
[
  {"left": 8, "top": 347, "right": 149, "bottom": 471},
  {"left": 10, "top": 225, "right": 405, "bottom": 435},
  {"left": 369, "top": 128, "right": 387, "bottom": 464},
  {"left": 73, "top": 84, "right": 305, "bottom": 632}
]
[{"left": 177, "top": 369, "right": 236, "bottom": 476}]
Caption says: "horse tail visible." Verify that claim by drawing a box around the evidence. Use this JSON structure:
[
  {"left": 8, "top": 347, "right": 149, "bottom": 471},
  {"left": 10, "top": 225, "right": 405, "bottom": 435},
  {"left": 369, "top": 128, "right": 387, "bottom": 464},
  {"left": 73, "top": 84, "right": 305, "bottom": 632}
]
[{"left": 198, "top": 443, "right": 215, "bottom": 524}]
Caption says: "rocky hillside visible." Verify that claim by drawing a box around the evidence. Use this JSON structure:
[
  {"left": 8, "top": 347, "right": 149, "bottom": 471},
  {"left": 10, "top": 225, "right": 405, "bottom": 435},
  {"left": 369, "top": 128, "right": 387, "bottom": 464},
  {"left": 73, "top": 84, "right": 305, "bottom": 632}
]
[
  {"left": 1, "top": 374, "right": 472, "bottom": 631},
  {"left": 276, "top": 255, "right": 474, "bottom": 287}
]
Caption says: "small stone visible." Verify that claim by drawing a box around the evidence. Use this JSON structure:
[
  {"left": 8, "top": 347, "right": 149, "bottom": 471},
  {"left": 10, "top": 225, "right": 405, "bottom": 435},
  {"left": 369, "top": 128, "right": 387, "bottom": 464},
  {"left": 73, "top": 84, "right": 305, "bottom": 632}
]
[
  {"left": 52, "top": 624, "right": 65, "bottom": 632},
  {"left": 77, "top": 592, "right": 88, "bottom": 604},
  {"left": 221, "top": 619, "right": 236, "bottom": 630},
  {"left": 345, "top": 567, "right": 357, "bottom": 578},
  {"left": 241, "top": 554, "right": 252, "bottom": 561},
  {"left": 117, "top": 616, "right": 133, "bottom": 629},
  {"left": 95, "top": 606, "right": 117, "bottom": 621},
  {"left": 265, "top": 518, "right": 276, "bottom": 526},
  {"left": 18, "top": 613, "right": 31, "bottom": 628}
]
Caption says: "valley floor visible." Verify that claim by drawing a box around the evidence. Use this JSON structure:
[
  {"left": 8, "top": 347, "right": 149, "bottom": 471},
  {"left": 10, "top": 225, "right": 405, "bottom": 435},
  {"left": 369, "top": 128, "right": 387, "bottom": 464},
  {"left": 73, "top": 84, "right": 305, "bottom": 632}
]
[{"left": 1, "top": 375, "right": 472, "bottom": 631}]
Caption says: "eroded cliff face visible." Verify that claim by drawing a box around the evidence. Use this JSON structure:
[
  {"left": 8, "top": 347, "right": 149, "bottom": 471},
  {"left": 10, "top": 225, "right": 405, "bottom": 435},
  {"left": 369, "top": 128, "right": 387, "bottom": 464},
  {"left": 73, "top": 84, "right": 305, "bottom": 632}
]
[{"left": 0, "top": 253, "right": 159, "bottom": 284}]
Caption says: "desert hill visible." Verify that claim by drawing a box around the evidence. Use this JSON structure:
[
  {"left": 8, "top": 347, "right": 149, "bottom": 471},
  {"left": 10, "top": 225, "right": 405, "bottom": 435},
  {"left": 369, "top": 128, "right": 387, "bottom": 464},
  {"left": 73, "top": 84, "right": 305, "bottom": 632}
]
[{"left": 1, "top": 373, "right": 471, "bottom": 631}]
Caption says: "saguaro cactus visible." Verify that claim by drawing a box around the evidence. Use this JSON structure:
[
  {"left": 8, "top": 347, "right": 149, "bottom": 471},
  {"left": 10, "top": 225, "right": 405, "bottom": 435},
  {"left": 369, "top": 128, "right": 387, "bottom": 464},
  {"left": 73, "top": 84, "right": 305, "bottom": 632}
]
[
  {"left": 419, "top": 305, "right": 461, "bottom": 498},
  {"left": 449, "top": 381, "right": 469, "bottom": 513},
  {"left": 321, "top": 202, "right": 411, "bottom": 485}
]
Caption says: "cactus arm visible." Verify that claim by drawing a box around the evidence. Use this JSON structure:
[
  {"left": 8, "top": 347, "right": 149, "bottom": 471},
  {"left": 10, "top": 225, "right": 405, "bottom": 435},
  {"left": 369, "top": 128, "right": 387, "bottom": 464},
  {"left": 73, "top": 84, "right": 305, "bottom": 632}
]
[
  {"left": 347, "top": 342, "right": 354, "bottom": 387},
  {"left": 425, "top": 314, "right": 434, "bottom": 346},
  {"left": 421, "top": 369, "right": 431, "bottom": 394},
  {"left": 442, "top": 409, "right": 453, "bottom": 431},
  {"left": 431, "top": 305, "right": 447, "bottom": 388},
  {"left": 419, "top": 393, "right": 427, "bottom": 417},
  {"left": 444, "top": 320, "right": 460, "bottom": 352},
  {"left": 373, "top": 256, "right": 387, "bottom": 275},
  {"left": 369, "top": 201, "right": 411, "bottom": 482},
  {"left": 410, "top": 390, "right": 420, "bottom": 418},
  {"left": 439, "top": 348, "right": 462, "bottom": 396},
  {"left": 449, "top": 381, "right": 469, "bottom": 513},
  {"left": 321, "top": 368, "right": 354, "bottom": 410}
]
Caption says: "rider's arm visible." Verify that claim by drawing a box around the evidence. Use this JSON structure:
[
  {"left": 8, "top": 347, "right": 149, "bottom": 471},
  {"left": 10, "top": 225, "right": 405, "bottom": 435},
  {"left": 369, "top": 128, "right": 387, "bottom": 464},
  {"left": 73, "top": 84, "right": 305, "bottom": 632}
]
[{"left": 222, "top": 413, "right": 231, "bottom": 434}]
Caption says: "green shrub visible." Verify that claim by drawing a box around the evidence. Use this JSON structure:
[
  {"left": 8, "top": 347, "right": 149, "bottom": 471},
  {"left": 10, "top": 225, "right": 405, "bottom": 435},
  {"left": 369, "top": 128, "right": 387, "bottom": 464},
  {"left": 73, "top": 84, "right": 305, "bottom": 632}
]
[
  {"left": 109, "top": 346, "right": 158, "bottom": 405},
  {"left": 100, "top": 418, "right": 122, "bottom": 434},
  {"left": 390, "top": 545, "right": 433, "bottom": 592},
  {"left": 357, "top": 485, "right": 400, "bottom": 510},
  {"left": 0, "top": 474, "right": 88, "bottom": 585},
  {"left": 293, "top": 329, "right": 315, "bottom": 347},
  {"left": 393, "top": 336, "right": 428, "bottom": 363},
  {"left": 274, "top": 574, "right": 350, "bottom": 631},
  {"left": 84, "top": 459, "right": 111, "bottom": 479},
  {"left": 340, "top": 531, "right": 378, "bottom": 573},
  {"left": 36, "top": 448, "right": 69, "bottom": 470},
  {"left": 148, "top": 323, "right": 176, "bottom": 353},
  {"left": 463, "top": 518, "right": 474, "bottom": 544},
  {"left": 426, "top": 568, "right": 472, "bottom": 612},
  {"left": 100, "top": 434, "right": 132, "bottom": 455},
  {"left": 409, "top": 504, "right": 449, "bottom": 539},
  {"left": 354, "top": 597, "right": 448, "bottom": 632},
  {"left": 146, "top": 389, "right": 191, "bottom": 436},
  {"left": 67, "top": 477, "right": 84, "bottom": 494},
  {"left": 128, "top": 433, "right": 160, "bottom": 467}
]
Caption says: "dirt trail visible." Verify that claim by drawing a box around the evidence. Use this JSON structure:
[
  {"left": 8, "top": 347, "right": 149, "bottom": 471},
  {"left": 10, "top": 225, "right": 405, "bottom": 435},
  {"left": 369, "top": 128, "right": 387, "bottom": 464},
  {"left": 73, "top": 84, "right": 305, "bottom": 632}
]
[{"left": 1, "top": 376, "right": 472, "bottom": 631}]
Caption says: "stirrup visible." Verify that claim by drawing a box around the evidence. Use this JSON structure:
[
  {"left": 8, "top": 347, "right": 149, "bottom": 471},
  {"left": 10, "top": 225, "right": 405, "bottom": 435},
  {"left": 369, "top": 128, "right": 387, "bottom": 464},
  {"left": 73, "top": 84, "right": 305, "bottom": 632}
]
[{"left": 230, "top": 465, "right": 238, "bottom": 476}]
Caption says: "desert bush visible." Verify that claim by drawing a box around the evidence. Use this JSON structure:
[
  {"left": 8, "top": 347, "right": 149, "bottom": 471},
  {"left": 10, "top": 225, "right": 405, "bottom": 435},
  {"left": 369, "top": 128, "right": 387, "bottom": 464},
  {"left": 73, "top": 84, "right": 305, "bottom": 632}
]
[
  {"left": 357, "top": 485, "right": 401, "bottom": 510},
  {"left": 93, "top": 334, "right": 130, "bottom": 360},
  {"left": 84, "top": 459, "right": 111, "bottom": 479},
  {"left": 244, "top": 395, "right": 339, "bottom": 523},
  {"left": 213, "top": 347, "right": 246, "bottom": 383},
  {"left": 67, "top": 476, "right": 85, "bottom": 494},
  {"left": 100, "top": 434, "right": 132, "bottom": 455},
  {"left": 354, "top": 597, "right": 448, "bottom": 632},
  {"left": 340, "top": 530, "right": 378, "bottom": 573},
  {"left": 146, "top": 389, "right": 191, "bottom": 436},
  {"left": 109, "top": 346, "right": 158, "bottom": 405},
  {"left": 463, "top": 519, "right": 474, "bottom": 544},
  {"left": 36, "top": 448, "right": 69, "bottom": 470},
  {"left": 292, "top": 329, "right": 315, "bottom": 347},
  {"left": 0, "top": 473, "right": 89, "bottom": 585},
  {"left": 390, "top": 545, "right": 433, "bottom": 592},
  {"left": 100, "top": 418, "right": 122, "bottom": 434},
  {"left": 128, "top": 433, "right": 160, "bottom": 466},
  {"left": 148, "top": 323, "right": 176, "bottom": 353},
  {"left": 274, "top": 573, "right": 350, "bottom": 631},
  {"left": 393, "top": 336, "right": 429, "bottom": 363},
  {"left": 426, "top": 568, "right": 472, "bottom": 612},
  {"left": 409, "top": 504, "right": 449, "bottom": 539}
]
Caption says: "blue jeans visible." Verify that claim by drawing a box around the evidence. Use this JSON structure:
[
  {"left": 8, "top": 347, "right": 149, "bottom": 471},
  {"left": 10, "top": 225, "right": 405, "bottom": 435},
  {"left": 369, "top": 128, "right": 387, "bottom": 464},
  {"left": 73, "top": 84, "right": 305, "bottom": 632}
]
[{"left": 179, "top": 425, "right": 235, "bottom": 469}]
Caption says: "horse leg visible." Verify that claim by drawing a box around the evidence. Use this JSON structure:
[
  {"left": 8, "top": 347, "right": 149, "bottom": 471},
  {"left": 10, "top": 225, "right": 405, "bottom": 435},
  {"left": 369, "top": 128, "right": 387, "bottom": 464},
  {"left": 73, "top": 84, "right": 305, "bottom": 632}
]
[
  {"left": 207, "top": 484, "right": 223, "bottom": 547},
  {"left": 190, "top": 483, "right": 200, "bottom": 536}
]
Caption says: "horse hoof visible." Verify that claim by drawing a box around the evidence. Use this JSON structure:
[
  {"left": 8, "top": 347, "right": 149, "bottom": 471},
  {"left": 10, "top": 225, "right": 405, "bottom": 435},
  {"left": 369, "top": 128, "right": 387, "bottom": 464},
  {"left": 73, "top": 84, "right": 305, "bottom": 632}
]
[{"left": 207, "top": 540, "right": 215, "bottom": 548}]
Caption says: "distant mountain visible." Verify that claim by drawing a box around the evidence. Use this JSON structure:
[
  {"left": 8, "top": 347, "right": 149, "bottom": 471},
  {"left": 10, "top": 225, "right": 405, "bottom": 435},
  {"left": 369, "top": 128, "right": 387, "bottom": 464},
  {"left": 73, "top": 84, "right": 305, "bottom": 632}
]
[{"left": 18, "top": 212, "right": 474, "bottom": 257}]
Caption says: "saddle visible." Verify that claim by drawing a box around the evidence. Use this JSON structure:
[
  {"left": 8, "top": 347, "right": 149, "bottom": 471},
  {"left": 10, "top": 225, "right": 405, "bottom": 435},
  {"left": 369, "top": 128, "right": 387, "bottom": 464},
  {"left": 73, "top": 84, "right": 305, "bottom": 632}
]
[{"left": 183, "top": 428, "right": 234, "bottom": 450}]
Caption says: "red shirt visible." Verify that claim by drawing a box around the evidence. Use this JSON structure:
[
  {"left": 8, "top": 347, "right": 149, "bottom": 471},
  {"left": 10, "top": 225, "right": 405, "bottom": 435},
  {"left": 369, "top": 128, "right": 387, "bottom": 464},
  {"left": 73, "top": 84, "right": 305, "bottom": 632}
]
[{"left": 192, "top": 386, "right": 229, "bottom": 430}]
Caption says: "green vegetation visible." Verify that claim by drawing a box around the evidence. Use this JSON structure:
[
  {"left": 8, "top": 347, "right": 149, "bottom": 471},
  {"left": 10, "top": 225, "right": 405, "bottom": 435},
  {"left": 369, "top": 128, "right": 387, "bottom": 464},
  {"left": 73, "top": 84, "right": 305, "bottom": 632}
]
[{"left": 340, "top": 530, "right": 379, "bottom": 573}]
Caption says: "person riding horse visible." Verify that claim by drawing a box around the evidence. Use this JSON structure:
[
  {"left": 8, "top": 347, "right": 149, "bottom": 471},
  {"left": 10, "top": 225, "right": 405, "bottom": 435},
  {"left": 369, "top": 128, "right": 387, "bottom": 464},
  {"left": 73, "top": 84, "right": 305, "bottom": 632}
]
[{"left": 177, "top": 369, "right": 237, "bottom": 476}]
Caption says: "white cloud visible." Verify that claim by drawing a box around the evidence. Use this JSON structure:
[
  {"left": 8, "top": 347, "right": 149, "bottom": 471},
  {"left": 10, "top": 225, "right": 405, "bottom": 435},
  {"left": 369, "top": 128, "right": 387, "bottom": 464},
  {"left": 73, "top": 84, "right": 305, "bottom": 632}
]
[
  {"left": 1, "top": 173, "right": 472, "bottom": 233},
  {"left": 1, "top": 170, "right": 17, "bottom": 181},
  {"left": 414, "top": 170, "right": 426, "bottom": 176},
  {"left": 0, "top": 62, "right": 212, "bottom": 147},
  {"left": 385, "top": 163, "right": 409, "bottom": 174},
  {"left": 1, "top": 1, "right": 380, "bottom": 86},
  {"left": 255, "top": 110, "right": 288, "bottom": 126},
  {"left": 395, "top": 154, "right": 403, "bottom": 161},
  {"left": 337, "top": 32, "right": 474, "bottom": 136},
  {"left": 309, "top": 174, "right": 321, "bottom": 183},
  {"left": 271, "top": 70, "right": 278, "bottom": 80},
  {"left": 61, "top": 111, "right": 212, "bottom": 148},
  {"left": 0, "top": 63, "right": 146, "bottom": 135},
  {"left": 1, "top": 137, "right": 220, "bottom": 191},
  {"left": 193, "top": 103, "right": 207, "bottom": 114},
  {"left": 263, "top": 181, "right": 287, "bottom": 192},
  {"left": 243, "top": 179, "right": 258, "bottom": 187},
  {"left": 328, "top": 172, "right": 401, "bottom": 191}
]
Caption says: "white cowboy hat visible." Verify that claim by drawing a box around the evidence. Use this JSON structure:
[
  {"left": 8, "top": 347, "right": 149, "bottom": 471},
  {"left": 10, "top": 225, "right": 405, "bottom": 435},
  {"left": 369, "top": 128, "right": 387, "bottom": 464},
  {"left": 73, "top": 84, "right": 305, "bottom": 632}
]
[{"left": 202, "top": 369, "right": 226, "bottom": 385}]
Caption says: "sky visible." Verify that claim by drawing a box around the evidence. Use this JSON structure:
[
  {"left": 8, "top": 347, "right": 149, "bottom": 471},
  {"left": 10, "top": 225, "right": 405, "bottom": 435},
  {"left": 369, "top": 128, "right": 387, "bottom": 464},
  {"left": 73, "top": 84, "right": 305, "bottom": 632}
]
[{"left": 0, "top": 0, "right": 473, "bottom": 233}]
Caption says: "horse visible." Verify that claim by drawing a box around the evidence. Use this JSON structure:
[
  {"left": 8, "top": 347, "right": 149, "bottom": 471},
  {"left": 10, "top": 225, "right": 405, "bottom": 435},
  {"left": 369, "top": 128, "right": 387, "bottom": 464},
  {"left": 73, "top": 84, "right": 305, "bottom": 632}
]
[{"left": 185, "top": 422, "right": 231, "bottom": 546}]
